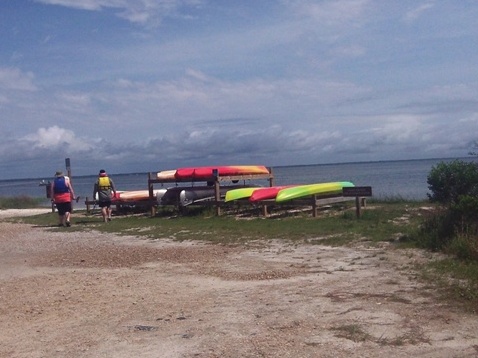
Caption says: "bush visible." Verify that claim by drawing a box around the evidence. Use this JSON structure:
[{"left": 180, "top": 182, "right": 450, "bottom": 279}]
[
  {"left": 447, "top": 234, "right": 478, "bottom": 261},
  {"left": 427, "top": 160, "right": 478, "bottom": 206},
  {"left": 451, "top": 195, "right": 478, "bottom": 235},
  {"left": 417, "top": 208, "right": 455, "bottom": 251},
  {"left": 421, "top": 160, "right": 478, "bottom": 260}
]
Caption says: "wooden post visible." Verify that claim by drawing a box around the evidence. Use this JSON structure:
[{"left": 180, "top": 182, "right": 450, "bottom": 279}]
[
  {"left": 85, "top": 197, "right": 91, "bottom": 213},
  {"left": 342, "top": 187, "right": 372, "bottom": 219},
  {"left": 268, "top": 167, "right": 275, "bottom": 187},
  {"left": 213, "top": 169, "right": 221, "bottom": 216},
  {"left": 312, "top": 195, "right": 318, "bottom": 218},
  {"left": 355, "top": 196, "right": 362, "bottom": 218},
  {"left": 65, "top": 158, "right": 71, "bottom": 180},
  {"left": 262, "top": 205, "right": 268, "bottom": 217},
  {"left": 44, "top": 182, "right": 55, "bottom": 212},
  {"left": 148, "top": 173, "right": 156, "bottom": 217},
  {"left": 214, "top": 181, "right": 221, "bottom": 216}
]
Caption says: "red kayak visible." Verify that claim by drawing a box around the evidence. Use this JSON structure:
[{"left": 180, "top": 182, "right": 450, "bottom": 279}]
[
  {"left": 249, "top": 185, "right": 296, "bottom": 202},
  {"left": 175, "top": 165, "right": 270, "bottom": 180}
]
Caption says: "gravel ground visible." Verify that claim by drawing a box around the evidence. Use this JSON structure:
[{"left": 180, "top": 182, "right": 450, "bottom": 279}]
[{"left": 1, "top": 210, "right": 478, "bottom": 357}]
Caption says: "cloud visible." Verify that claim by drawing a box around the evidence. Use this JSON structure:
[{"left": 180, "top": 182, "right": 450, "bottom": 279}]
[
  {"left": 0, "top": 67, "right": 37, "bottom": 91},
  {"left": 2, "top": 0, "right": 477, "bottom": 180},
  {"left": 370, "top": 114, "right": 424, "bottom": 144},
  {"left": 34, "top": 0, "right": 202, "bottom": 25},
  {"left": 289, "top": 0, "right": 370, "bottom": 25},
  {"left": 404, "top": 3, "right": 435, "bottom": 22},
  {"left": 21, "top": 126, "right": 94, "bottom": 152},
  {"left": 330, "top": 45, "right": 366, "bottom": 58}
]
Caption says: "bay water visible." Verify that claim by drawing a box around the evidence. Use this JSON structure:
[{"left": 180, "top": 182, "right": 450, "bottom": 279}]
[{"left": 1, "top": 157, "right": 476, "bottom": 208}]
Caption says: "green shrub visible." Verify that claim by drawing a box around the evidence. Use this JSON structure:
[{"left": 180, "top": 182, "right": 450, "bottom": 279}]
[
  {"left": 450, "top": 195, "right": 478, "bottom": 235},
  {"left": 422, "top": 160, "right": 478, "bottom": 260},
  {"left": 417, "top": 208, "right": 455, "bottom": 251},
  {"left": 427, "top": 160, "right": 478, "bottom": 206},
  {"left": 447, "top": 234, "right": 478, "bottom": 261}
]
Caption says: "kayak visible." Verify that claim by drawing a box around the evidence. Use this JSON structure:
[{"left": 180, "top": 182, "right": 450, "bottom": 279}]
[
  {"left": 224, "top": 187, "right": 259, "bottom": 202},
  {"left": 249, "top": 185, "right": 296, "bottom": 202},
  {"left": 179, "top": 185, "right": 248, "bottom": 206},
  {"left": 175, "top": 165, "right": 270, "bottom": 180},
  {"left": 159, "top": 185, "right": 249, "bottom": 206},
  {"left": 156, "top": 170, "right": 176, "bottom": 180},
  {"left": 114, "top": 189, "right": 167, "bottom": 202},
  {"left": 95, "top": 191, "right": 124, "bottom": 201},
  {"left": 275, "top": 182, "right": 355, "bottom": 203}
]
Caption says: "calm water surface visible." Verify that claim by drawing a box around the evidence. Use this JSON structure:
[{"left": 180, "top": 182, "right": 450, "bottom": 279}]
[{"left": 1, "top": 157, "right": 476, "bottom": 208}]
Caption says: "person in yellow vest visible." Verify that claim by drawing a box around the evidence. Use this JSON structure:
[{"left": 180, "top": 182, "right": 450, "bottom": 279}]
[{"left": 93, "top": 169, "right": 117, "bottom": 222}]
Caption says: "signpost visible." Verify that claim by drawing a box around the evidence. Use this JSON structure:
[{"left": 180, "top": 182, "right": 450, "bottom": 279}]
[
  {"left": 342, "top": 186, "right": 373, "bottom": 197},
  {"left": 342, "top": 186, "right": 373, "bottom": 218},
  {"left": 65, "top": 157, "right": 71, "bottom": 180}
]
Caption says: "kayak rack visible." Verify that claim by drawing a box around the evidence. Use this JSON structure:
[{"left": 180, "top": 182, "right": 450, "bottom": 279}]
[
  {"left": 223, "top": 192, "right": 370, "bottom": 218},
  {"left": 147, "top": 168, "right": 275, "bottom": 216},
  {"left": 256, "top": 194, "right": 369, "bottom": 218},
  {"left": 148, "top": 166, "right": 372, "bottom": 218}
]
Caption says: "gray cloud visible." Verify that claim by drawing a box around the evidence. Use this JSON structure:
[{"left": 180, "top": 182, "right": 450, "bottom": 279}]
[{"left": 1, "top": 1, "right": 477, "bottom": 179}]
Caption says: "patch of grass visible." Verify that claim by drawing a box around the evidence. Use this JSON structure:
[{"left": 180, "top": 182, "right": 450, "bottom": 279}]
[
  {"left": 421, "top": 258, "right": 478, "bottom": 313},
  {"left": 16, "top": 200, "right": 426, "bottom": 245},
  {"left": 378, "top": 327, "right": 429, "bottom": 346},
  {"left": 0, "top": 196, "right": 45, "bottom": 209},
  {"left": 9, "top": 200, "right": 478, "bottom": 310},
  {"left": 331, "top": 324, "right": 371, "bottom": 342}
]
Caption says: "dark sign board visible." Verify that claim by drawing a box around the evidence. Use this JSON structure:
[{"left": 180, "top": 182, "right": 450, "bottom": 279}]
[{"left": 343, "top": 186, "right": 372, "bottom": 197}]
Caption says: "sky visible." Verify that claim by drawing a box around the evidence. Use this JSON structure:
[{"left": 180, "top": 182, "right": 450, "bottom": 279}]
[{"left": 1, "top": 0, "right": 478, "bottom": 179}]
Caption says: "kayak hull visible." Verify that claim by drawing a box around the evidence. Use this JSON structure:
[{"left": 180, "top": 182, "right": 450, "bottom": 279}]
[
  {"left": 224, "top": 187, "right": 259, "bottom": 202},
  {"left": 275, "top": 182, "right": 355, "bottom": 203},
  {"left": 156, "top": 170, "right": 176, "bottom": 180},
  {"left": 249, "top": 185, "right": 296, "bottom": 202},
  {"left": 114, "top": 189, "right": 166, "bottom": 202},
  {"left": 179, "top": 185, "right": 247, "bottom": 206},
  {"left": 175, "top": 165, "right": 270, "bottom": 180},
  {"left": 160, "top": 185, "right": 251, "bottom": 206}
]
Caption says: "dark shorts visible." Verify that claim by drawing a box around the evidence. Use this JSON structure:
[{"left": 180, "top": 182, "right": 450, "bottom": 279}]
[
  {"left": 56, "top": 202, "right": 72, "bottom": 216},
  {"left": 99, "top": 200, "right": 112, "bottom": 208}
]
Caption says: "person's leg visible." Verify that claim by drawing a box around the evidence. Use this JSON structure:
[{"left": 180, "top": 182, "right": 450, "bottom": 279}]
[
  {"left": 57, "top": 203, "right": 66, "bottom": 226},
  {"left": 101, "top": 207, "right": 108, "bottom": 222},
  {"left": 107, "top": 205, "right": 112, "bottom": 221},
  {"left": 65, "top": 202, "right": 72, "bottom": 226},
  {"left": 99, "top": 201, "right": 107, "bottom": 222},
  {"left": 65, "top": 212, "right": 71, "bottom": 226}
]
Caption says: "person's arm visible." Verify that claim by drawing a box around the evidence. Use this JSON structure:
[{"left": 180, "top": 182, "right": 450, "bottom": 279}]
[
  {"left": 66, "top": 178, "right": 75, "bottom": 199},
  {"left": 110, "top": 179, "right": 117, "bottom": 197},
  {"left": 50, "top": 181, "right": 55, "bottom": 202}
]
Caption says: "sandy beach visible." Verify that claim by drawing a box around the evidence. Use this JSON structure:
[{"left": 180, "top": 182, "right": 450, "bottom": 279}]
[{"left": 1, "top": 210, "right": 478, "bottom": 357}]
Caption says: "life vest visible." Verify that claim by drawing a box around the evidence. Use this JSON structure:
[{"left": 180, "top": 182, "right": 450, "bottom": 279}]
[
  {"left": 97, "top": 176, "right": 112, "bottom": 190},
  {"left": 53, "top": 177, "right": 69, "bottom": 194}
]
